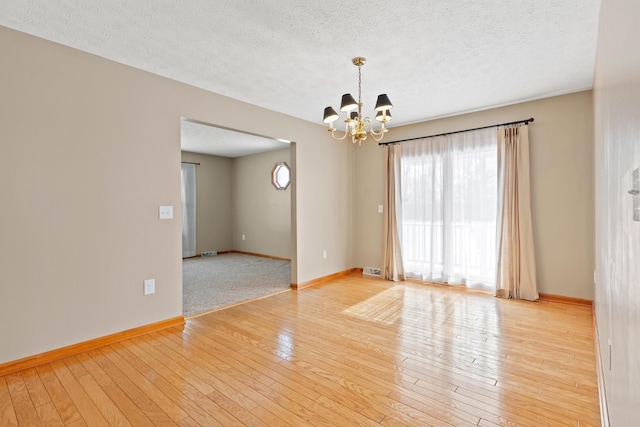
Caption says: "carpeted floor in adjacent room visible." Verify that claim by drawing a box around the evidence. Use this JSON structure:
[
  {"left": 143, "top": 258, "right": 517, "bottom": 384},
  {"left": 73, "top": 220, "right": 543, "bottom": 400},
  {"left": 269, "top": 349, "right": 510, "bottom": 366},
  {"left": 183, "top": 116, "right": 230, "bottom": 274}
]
[{"left": 182, "top": 252, "right": 291, "bottom": 317}]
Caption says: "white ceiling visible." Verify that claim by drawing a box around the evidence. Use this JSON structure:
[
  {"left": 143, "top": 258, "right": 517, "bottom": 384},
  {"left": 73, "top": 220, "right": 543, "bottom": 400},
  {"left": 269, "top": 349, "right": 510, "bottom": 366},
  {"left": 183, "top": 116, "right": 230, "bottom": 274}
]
[
  {"left": 0, "top": 1, "right": 601, "bottom": 155},
  {"left": 181, "top": 119, "right": 290, "bottom": 158}
]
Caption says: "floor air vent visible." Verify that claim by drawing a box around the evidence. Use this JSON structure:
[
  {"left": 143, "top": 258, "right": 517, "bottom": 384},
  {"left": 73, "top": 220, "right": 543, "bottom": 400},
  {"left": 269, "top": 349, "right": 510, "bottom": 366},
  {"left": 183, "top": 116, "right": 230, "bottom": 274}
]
[
  {"left": 363, "top": 266, "right": 382, "bottom": 277},
  {"left": 201, "top": 251, "right": 218, "bottom": 257}
]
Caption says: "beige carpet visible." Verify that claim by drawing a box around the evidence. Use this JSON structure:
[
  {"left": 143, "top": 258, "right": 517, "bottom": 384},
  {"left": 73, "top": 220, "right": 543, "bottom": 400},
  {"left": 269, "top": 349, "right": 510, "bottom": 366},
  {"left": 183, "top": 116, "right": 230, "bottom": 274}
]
[{"left": 182, "top": 253, "right": 291, "bottom": 317}]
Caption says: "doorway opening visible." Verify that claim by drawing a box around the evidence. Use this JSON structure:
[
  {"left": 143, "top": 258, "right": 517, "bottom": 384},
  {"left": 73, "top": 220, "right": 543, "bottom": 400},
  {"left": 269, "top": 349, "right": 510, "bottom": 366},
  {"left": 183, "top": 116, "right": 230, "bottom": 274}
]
[{"left": 180, "top": 117, "right": 296, "bottom": 317}]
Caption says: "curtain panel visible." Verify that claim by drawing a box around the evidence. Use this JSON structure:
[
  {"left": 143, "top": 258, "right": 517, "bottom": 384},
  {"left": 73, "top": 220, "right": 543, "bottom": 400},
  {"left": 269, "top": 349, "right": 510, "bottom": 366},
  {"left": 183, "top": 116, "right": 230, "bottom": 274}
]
[
  {"left": 181, "top": 163, "right": 196, "bottom": 258},
  {"left": 382, "top": 144, "right": 405, "bottom": 281},
  {"left": 495, "top": 126, "right": 538, "bottom": 300}
]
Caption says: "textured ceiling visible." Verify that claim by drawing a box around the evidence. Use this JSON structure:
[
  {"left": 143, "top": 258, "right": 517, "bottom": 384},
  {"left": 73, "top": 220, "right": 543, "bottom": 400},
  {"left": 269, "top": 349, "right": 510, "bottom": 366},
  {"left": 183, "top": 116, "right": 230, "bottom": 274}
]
[
  {"left": 181, "top": 120, "right": 290, "bottom": 158},
  {"left": 0, "top": 1, "right": 601, "bottom": 154}
]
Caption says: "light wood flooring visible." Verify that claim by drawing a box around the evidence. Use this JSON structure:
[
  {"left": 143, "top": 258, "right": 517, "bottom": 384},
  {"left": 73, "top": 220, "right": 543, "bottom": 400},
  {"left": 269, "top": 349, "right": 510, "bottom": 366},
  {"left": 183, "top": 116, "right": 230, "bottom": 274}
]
[{"left": 1, "top": 273, "right": 601, "bottom": 426}]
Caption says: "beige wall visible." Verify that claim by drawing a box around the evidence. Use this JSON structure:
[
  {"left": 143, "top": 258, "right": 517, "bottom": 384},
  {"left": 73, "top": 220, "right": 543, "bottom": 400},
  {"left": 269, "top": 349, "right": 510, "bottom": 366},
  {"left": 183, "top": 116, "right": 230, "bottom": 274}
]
[
  {"left": 233, "top": 148, "right": 291, "bottom": 258},
  {"left": 181, "top": 151, "right": 233, "bottom": 254},
  {"left": 180, "top": 148, "right": 291, "bottom": 258},
  {"left": 354, "top": 91, "right": 594, "bottom": 300},
  {"left": 0, "top": 26, "right": 352, "bottom": 364},
  {"left": 593, "top": 0, "right": 640, "bottom": 424}
]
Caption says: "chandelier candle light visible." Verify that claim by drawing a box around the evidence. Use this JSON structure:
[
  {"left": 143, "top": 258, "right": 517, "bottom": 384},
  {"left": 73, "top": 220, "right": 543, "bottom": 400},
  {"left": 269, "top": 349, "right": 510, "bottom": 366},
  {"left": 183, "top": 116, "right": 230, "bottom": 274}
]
[{"left": 323, "top": 57, "right": 393, "bottom": 145}]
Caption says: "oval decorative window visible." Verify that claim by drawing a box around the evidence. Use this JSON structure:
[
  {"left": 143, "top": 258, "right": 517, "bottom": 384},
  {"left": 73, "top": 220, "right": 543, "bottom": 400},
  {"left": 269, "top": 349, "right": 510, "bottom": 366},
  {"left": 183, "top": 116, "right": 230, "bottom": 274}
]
[{"left": 271, "top": 161, "right": 290, "bottom": 190}]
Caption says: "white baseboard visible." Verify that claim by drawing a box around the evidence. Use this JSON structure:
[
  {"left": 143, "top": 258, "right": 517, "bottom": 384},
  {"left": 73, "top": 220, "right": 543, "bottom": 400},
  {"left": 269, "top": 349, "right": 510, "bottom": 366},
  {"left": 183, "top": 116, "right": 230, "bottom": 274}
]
[{"left": 593, "top": 304, "right": 610, "bottom": 427}]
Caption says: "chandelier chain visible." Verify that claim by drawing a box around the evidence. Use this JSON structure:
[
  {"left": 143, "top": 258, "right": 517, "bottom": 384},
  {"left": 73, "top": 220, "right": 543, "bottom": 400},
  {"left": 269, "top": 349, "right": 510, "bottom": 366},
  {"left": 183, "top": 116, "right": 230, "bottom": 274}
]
[
  {"left": 358, "top": 64, "right": 362, "bottom": 105},
  {"left": 358, "top": 64, "right": 363, "bottom": 119}
]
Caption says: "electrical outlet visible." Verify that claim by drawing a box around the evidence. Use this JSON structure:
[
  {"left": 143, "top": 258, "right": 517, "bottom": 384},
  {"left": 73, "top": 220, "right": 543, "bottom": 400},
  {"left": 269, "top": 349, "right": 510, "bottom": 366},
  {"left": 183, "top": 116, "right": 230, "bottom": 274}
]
[
  {"left": 242, "top": 234, "right": 246, "bottom": 241},
  {"left": 159, "top": 206, "right": 173, "bottom": 219},
  {"left": 144, "top": 279, "right": 155, "bottom": 295},
  {"left": 322, "top": 249, "right": 327, "bottom": 259}
]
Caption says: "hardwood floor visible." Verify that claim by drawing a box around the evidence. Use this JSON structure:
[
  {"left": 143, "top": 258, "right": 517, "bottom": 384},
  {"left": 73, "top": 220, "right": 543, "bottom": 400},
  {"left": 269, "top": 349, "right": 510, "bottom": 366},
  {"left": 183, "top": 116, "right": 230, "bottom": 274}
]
[{"left": 1, "top": 273, "right": 600, "bottom": 426}]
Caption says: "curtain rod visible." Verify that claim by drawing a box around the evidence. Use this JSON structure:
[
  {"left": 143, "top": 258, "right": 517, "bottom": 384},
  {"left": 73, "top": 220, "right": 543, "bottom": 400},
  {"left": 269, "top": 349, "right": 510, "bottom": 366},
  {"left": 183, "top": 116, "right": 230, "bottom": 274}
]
[
  {"left": 181, "top": 161, "right": 200, "bottom": 165},
  {"left": 378, "top": 117, "right": 534, "bottom": 146}
]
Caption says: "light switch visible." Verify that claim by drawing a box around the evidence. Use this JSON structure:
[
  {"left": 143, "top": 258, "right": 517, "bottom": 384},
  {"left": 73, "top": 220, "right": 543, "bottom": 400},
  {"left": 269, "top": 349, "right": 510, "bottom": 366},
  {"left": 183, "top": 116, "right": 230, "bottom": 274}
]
[
  {"left": 378, "top": 205, "right": 384, "bottom": 213},
  {"left": 159, "top": 206, "right": 173, "bottom": 219},
  {"left": 143, "top": 279, "right": 155, "bottom": 295}
]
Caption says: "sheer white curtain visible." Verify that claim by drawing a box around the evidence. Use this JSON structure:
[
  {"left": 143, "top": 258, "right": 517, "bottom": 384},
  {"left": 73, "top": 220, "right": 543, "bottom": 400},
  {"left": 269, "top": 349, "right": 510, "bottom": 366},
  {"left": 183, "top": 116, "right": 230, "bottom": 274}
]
[
  {"left": 181, "top": 163, "right": 196, "bottom": 258},
  {"left": 399, "top": 128, "right": 497, "bottom": 291}
]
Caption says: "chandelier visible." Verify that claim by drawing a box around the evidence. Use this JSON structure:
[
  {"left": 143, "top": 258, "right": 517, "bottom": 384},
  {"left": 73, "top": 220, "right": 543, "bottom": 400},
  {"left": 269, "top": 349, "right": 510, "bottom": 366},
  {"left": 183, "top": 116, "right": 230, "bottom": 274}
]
[{"left": 322, "top": 57, "right": 393, "bottom": 145}]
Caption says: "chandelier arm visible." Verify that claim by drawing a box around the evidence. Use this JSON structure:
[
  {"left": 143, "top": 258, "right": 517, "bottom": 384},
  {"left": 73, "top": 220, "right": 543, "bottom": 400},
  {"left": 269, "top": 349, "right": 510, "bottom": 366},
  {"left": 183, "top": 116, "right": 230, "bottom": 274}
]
[
  {"left": 330, "top": 127, "right": 350, "bottom": 141},
  {"left": 369, "top": 124, "right": 383, "bottom": 136},
  {"left": 370, "top": 129, "right": 386, "bottom": 142},
  {"left": 362, "top": 116, "right": 372, "bottom": 132},
  {"left": 369, "top": 119, "right": 388, "bottom": 139},
  {"left": 368, "top": 115, "right": 388, "bottom": 137}
]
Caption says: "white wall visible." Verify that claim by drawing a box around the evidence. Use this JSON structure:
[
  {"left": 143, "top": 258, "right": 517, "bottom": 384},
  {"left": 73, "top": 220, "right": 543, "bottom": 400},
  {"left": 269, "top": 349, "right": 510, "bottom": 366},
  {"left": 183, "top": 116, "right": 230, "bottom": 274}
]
[
  {"left": 233, "top": 148, "right": 291, "bottom": 259},
  {"left": 593, "top": 0, "right": 640, "bottom": 424},
  {"left": 181, "top": 151, "right": 233, "bottom": 254},
  {"left": 354, "top": 91, "right": 594, "bottom": 300},
  {"left": 0, "top": 26, "right": 352, "bottom": 364}
]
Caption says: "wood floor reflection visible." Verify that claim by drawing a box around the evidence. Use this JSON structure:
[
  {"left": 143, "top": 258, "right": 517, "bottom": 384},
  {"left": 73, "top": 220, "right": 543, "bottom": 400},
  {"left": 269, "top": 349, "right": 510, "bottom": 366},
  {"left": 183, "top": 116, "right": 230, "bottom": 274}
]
[{"left": 1, "top": 273, "right": 600, "bottom": 426}]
